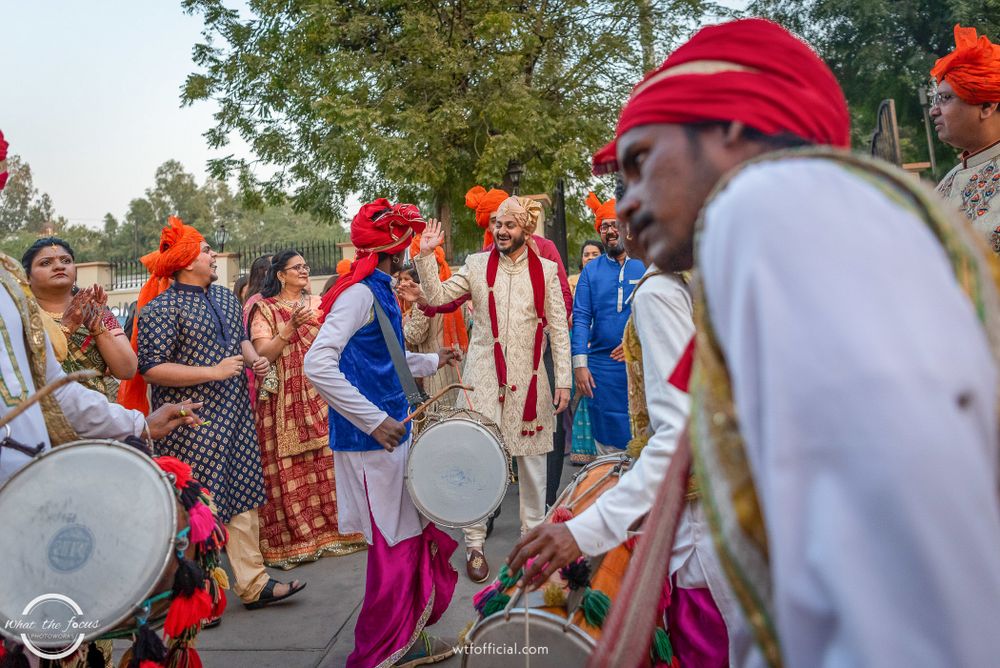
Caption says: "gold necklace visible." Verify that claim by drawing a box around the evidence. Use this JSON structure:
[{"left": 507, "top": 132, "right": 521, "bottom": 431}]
[{"left": 276, "top": 292, "right": 307, "bottom": 309}]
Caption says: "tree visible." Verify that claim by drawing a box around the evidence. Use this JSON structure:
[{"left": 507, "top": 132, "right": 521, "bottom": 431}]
[
  {"left": 181, "top": 0, "right": 720, "bottom": 255},
  {"left": 748, "top": 0, "right": 1000, "bottom": 176}
]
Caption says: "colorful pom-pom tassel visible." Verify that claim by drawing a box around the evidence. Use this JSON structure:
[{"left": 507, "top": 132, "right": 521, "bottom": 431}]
[
  {"left": 550, "top": 506, "right": 574, "bottom": 523},
  {"left": 187, "top": 502, "right": 215, "bottom": 544},
  {"left": 542, "top": 582, "right": 567, "bottom": 608},
  {"left": 131, "top": 622, "right": 167, "bottom": 667},
  {"left": 211, "top": 566, "right": 230, "bottom": 591},
  {"left": 581, "top": 587, "right": 611, "bottom": 628},
  {"left": 164, "top": 588, "right": 213, "bottom": 638},
  {"left": 651, "top": 627, "right": 675, "bottom": 665},
  {"left": 497, "top": 565, "right": 522, "bottom": 589},
  {"left": 560, "top": 558, "right": 591, "bottom": 591},
  {"left": 472, "top": 582, "right": 502, "bottom": 615},
  {"left": 481, "top": 592, "right": 510, "bottom": 617},
  {"left": 155, "top": 457, "right": 192, "bottom": 489}
]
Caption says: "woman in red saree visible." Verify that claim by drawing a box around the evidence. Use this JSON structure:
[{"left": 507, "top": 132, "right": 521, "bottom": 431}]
[{"left": 248, "top": 250, "right": 366, "bottom": 568}]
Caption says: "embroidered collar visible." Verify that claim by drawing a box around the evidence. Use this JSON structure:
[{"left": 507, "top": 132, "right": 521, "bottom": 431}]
[{"left": 962, "top": 137, "right": 1000, "bottom": 169}]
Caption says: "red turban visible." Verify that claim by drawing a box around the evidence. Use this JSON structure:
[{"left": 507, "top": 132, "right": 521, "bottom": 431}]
[
  {"left": 586, "top": 192, "right": 617, "bottom": 233},
  {"left": 0, "top": 130, "right": 8, "bottom": 192},
  {"left": 592, "top": 18, "right": 850, "bottom": 174},
  {"left": 319, "top": 199, "right": 426, "bottom": 318},
  {"left": 465, "top": 185, "right": 510, "bottom": 249},
  {"left": 932, "top": 25, "right": 1000, "bottom": 104},
  {"left": 118, "top": 216, "right": 205, "bottom": 413}
]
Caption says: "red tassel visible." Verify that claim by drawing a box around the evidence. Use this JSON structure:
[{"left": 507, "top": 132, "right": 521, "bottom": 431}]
[
  {"left": 140, "top": 661, "right": 163, "bottom": 668},
  {"left": 164, "top": 588, "right": 213, "bottom": 638},
  {"left": 211, "top": 587, "right": 227, "bottom": 618},
  {"left": 550, "top": 507, "right": 574, "bottom": 523},
  {"left": 155, "top": 457, "right": 192, "bottom": 489},
  {"left": 625, "top": 535, "right": 639, "bottom": 551}
]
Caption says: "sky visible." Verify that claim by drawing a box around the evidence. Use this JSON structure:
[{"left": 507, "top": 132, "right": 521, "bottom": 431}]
[{"left": 3, "top": 0, "right": 749, "bottom": 231}]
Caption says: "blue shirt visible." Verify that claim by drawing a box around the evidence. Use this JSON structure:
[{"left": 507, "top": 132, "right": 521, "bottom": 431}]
[{"left": 571, "top": 254, "right": 646, "bottom": 358}]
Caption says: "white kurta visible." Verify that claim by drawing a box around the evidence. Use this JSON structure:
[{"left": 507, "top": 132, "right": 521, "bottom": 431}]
[
  {"left": 937, "top": 140, "right": 1000, "bottom": 253},
  {"left": 0, "top": 287, "right": 146, "bottom": 484},
  {"left": 564, "top": 269, "right": 742, "bottom": 664},
  {"left": 700, "top": 157, "right": 1000, "bottom": 667},
  {"left": 303, "top": 280, "right": 439, "bottom": 547}
]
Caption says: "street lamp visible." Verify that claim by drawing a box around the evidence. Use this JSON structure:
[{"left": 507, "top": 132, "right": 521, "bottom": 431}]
[
  {"left": 917, "top": 85, "right": 938, "bottom": 173},
  {"left": 506, "top": 160, "right": 524, "bottom": 195},
  {"left": 215, "top": 222, "right": 231, "bottom": 253}
]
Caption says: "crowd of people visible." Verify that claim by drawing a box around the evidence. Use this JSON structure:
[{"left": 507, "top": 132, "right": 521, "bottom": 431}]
[{"left": 3, "top": 14, "right": 1000, "bottom": 668}]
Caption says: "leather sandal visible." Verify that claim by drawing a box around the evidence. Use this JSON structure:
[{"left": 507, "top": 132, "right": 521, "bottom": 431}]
[
  {"left": 393, "top": 632, "right": 456, "bottom": 667},
  {"left": 243, "top": 578, "right": 307, "bottom": 610}
]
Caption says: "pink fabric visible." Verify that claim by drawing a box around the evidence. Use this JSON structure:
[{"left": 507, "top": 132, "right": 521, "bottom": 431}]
[
  {"left": 348, "top": 510, "right": 458, "bottom": 668},
  {"left": 666, "top": 577, "right": 730, "bottom": 667}
]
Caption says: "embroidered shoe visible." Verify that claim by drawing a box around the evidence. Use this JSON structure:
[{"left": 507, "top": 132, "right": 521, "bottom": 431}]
[{"left": 466, "top": 549, "right": 490, "bottom": 583}]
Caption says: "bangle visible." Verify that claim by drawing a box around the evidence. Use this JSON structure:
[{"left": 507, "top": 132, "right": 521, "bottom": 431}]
[{"left": 277, "top": 331, "right": 291, "bottom": 342}]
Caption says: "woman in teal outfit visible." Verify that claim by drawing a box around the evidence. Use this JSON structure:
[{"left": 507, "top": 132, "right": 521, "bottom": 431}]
[{"left": 568, "top": 240, "right": 602, "bottom": 465}]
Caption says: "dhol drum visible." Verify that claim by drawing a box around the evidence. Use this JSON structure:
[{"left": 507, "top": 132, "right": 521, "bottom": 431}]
[
  {"left": 0, "top": 440, "right": 190, "bottom": 650},
  {"left": 406, "top": 407, "right": 510, "bottom": 528},
  {"left": 464, "top": 453, "right": 650, "bottom": 666}
]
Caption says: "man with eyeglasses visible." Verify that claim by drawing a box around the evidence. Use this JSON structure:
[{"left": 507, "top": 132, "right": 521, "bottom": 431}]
[
  {"left": 571, "top": 192, "right": 645, "bottom": 455},
  {"left": 932, "top": 25, "right": 1000, "bottom": 253}
]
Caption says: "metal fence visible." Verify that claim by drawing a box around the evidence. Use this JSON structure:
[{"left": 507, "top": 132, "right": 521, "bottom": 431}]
[
  {"left": 230, "top": 240, "right": 343, "bottom": 276},
  {"left": 107, "top": 240, "right": 345, "bottom": 289}
]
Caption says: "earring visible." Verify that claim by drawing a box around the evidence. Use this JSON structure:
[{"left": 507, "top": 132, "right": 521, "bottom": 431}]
[{"left": 279, "top": 279, "right": 285, "bottom": 289}]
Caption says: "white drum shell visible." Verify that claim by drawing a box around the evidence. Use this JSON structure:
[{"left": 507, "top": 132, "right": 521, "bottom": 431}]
[{"left": 0, "top": 440, "right": 177, "bottom": 647}]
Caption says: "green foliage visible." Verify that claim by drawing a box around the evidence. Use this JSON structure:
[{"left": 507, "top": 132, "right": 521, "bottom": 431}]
[
  {"left": 180, "top": 0, "right": 721, "bottom": 255},
  {"left": 748, "top": 0, "right": 1000, "bottom": 177}
]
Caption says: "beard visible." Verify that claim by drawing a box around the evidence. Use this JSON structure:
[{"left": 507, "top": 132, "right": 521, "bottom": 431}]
[
  {"left": 605, "top": 237, "right": 625, "bottom": 257},
  {"left": 498, "top": 233, "right": 527, "bottom": 255}
]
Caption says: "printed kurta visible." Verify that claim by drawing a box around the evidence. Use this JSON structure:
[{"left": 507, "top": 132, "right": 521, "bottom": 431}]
[
  {"left": 937, "top": 140, "right": 1000, "bottom": 253},
  {"left": 571, "top": 254, "right": 646, "bottom": 448},
  {"left": 415, "top": 250, "right": 572, "bottom": 458},
  {"left": 139, "top": 282, "right": 265, "bottom": 524}
]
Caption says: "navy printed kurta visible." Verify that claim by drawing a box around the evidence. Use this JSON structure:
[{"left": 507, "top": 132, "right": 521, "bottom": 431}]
[{"left": 138, "top": 282, "right": 265, "bottom": 523}]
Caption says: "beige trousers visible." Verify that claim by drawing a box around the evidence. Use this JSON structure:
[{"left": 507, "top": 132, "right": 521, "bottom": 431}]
[
  {"left": 225, "top": 508, "right": 271, "bottom": 603},
  {"left": 464, "top": 452, "right": 547, "bottom": 550}
]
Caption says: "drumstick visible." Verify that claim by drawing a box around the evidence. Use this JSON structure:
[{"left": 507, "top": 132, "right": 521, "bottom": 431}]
[
  {"left": 453, "top": 346, "right": 475, "bottom": 410},
  {"left": 0, "top": 370, "right": 98, "bottom": 430},
  {"left": 402, "top": 383, "right": 475, "bottom": 425}
]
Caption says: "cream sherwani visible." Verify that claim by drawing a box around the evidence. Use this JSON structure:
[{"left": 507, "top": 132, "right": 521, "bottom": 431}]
[
  {"left": 416, "top": 249, "right": 571, "bottom": 546},
  {"left": 937, "top": 139, "right": 1000, "bottom": 253}
]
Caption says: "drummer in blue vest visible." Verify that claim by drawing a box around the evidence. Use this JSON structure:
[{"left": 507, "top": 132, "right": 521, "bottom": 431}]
[
  {"left": 572, "top": 193, "right": 646, "bottom": 454},
  {"left": 304, "top": 200, "right": 461, "bottom": 668}
]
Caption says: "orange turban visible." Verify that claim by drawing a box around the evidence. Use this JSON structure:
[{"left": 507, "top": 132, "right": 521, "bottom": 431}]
[
  {"left": 336, "top": 259, "right": 352, "bottom": 276},
  {"left": 118, "top": 216, "right": 204, "bottom": 413},
  {"left": 407, "top": 237, "right": 469, "bottom": 352},
  {"left": 586, "top": 192, "right": 617, "bottom": 234},
  {"left": 465, "top": 185, "right": 510, "bottom": 249},
  {"left": 932, "top": 25, "right": 1000, "bottom": 104}
]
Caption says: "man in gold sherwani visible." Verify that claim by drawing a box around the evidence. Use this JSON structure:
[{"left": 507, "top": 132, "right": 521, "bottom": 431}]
[{"left": 414, "top": 197, "right": 571, "bottom": 583}]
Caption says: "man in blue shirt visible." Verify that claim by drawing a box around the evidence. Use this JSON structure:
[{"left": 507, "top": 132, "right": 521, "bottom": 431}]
[{"left": 572, "top": 193, "right": 646, "bottom": 453}]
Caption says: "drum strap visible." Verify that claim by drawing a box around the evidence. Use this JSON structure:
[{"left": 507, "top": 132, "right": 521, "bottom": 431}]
[{"left": 371, "top": 298, "right": 429, "bottom": 408}]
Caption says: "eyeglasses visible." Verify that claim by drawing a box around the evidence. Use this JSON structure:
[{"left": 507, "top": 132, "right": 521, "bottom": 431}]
[
  {"left": 598, "top": 222, "right": 619, "bottom": 233},
  {"left": 284, "top": 263, "right": 310, "bottom": 273},
  {"left": 930, "top": 92, "right": 955, "bottom": 107}
]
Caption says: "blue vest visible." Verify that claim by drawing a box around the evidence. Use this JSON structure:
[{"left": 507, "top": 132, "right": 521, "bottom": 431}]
[{"left": 329, "top": 272, "right": 412, "bottom": 452}]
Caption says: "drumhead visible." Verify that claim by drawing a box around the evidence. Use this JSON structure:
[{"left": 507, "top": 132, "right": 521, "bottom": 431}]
[
  {"left": 0, "top": 440, "right": 177, "bottom": 647},
  {"left": 406, "top": 417, "right": 508, "bottom": 528},
  {"left": 462, "top": 608, "right": 594, "bottom": 666}
]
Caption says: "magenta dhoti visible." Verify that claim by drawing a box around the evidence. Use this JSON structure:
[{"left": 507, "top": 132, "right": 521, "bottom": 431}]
[{"left": 347, "top": 513, "right": 458, "bottom": 668}]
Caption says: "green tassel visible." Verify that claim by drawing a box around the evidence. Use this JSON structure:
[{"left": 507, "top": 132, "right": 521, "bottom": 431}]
[
  {"left": 651, "top": 627, "right": 674, "bottom": 664},
  {"left": 581, "top": 587, "right": 611, "bottom": 627},
  {"left": 481, "top": 592, "right": 511, "bottom": 617},
  {"left": 497, "top": 565, "right": 522, "bottom": 589}
]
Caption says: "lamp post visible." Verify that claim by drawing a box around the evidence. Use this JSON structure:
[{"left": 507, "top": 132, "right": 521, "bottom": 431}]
[
  {"left": 506, "top": 160, "right": 525, "bottom": 195},
  {"left": 918, "top": 85, "right": 938, "bottom": 174},
  {"left": 215, "top": 222, "right": 231, "bottom": 253}
]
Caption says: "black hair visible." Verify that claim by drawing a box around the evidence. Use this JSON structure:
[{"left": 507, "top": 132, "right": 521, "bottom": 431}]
[
  {"left": 260, "top": 249, "right": 304, "bottom": 298},
  {"left": 579, "top": 239, "right": 604, "bottom": 270},
  {"left": 683, "top": 121, "right": 813, "bottom": 151},
  {"left": 22, "top": 237, "right": 75, "bottom": 275},
  {"left": 321, "top": 274, "right": 339, "bottom": 295},
  {"left": 245, "top": 254, "right": 272, "bottom": 298},
  {"left": 233, "top": 275, "right": 250, "bottom": 305}
]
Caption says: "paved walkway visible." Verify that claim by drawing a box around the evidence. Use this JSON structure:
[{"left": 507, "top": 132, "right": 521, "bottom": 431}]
[{"left": 119, "top": 458, "right": 581, "bottom": 667}]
